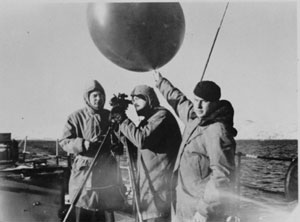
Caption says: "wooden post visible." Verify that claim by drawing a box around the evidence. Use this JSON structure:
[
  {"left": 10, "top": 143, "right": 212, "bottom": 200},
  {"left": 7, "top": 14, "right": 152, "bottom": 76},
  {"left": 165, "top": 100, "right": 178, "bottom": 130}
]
[
  {"left": 236, "top": 152, "right": 242, "bottom": 196},
  {"left": 234, "top": 152, "right": 242, "bottom": 221},
  {"left": 22, "top": 136, "right": 27, "bottom": 161},
  {"left": 56, "top": 139, "right": 59, "bottom": 165}
]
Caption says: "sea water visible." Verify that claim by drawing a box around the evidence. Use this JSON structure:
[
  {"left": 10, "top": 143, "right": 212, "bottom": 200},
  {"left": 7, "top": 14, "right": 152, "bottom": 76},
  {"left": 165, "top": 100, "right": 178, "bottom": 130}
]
[
  {"left": 236, "top": 140, "right": 298, "bottom": 222},
  {"left": 119, "top": 140, "right": 298, "bottom": 222}
]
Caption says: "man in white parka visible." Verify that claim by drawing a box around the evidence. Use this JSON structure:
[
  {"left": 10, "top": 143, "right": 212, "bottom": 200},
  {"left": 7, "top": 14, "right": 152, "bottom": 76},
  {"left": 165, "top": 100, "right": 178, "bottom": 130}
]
[
  {"left": 60, "top": 80, "right": 118, "bottom": 222},
  {"left": 153, "top": 71, "right": 237, "bottom": 222}
]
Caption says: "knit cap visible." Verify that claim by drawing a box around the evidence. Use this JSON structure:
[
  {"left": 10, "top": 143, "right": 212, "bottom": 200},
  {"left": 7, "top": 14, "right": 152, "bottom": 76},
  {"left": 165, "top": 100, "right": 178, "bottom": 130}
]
[{"left": 193, "top": 81, "right": 221, "bottom": 101}]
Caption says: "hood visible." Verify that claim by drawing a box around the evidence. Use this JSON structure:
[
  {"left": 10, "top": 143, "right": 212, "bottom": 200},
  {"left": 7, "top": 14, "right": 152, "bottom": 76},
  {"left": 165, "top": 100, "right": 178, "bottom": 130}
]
[
  {"left": 131, "top": 85, "right": 160, "bottom": 109},
  {"left": 200, "top": 100, "right": 238, "bottom": 137},
  {"left": 83, "top": 80, "right": 106, "bottom": 112}
]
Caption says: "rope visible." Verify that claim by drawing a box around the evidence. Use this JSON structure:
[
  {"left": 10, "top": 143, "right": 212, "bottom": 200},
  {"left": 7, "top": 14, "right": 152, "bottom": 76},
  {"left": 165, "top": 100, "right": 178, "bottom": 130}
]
[
  {"left": 236, "top": 152, "right": 295, "bottom": 162},
  {"left": 200, "top": 1, "right": 230, "bottom": 81},
  {"left": 241, "top": 183, "right": 285, "bottom": 196}
]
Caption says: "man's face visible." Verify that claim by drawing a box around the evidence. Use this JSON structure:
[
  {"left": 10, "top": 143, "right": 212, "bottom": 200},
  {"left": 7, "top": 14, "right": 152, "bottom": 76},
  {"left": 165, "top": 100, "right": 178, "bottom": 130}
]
[
  {"left": 132, "top": 96, "right": 147, "bottom": 112},
  {"left": 89, "top": 91, "right": 103, "bottom": 110},
  {"left": 193, "top": 95, "right": 216, "bottom": 118}
]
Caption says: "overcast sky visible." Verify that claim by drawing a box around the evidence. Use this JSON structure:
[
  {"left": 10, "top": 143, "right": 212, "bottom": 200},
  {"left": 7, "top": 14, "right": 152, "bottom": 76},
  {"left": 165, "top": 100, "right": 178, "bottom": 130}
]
[{"left": 0, "top": 0, "right": 297, "bottom": 140}]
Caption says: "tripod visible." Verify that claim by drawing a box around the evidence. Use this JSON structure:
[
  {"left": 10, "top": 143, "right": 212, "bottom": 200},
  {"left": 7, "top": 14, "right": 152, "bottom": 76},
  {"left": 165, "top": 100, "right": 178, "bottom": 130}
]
[{"left": 62, "top": 126, "right": 113, "bottom": 222}]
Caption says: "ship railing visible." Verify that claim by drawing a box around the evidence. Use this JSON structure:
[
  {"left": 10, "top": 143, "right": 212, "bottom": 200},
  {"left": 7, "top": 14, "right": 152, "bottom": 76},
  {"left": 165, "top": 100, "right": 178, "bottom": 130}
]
[
  {"left": 15, "top": 137, "right": 71, "bottom": 168},
  {"left": 10, "top": 137, "right": 299, "bottom": 205}
]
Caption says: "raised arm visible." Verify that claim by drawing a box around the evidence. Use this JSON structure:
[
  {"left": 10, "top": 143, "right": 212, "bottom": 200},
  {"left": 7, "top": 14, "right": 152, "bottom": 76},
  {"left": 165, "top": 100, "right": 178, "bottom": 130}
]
[
  {"left": 119, "top": 109, "right": 167, "bottom": 150},
  {"left": 153, "top": 71, "right": 194, "bottom": 125}
]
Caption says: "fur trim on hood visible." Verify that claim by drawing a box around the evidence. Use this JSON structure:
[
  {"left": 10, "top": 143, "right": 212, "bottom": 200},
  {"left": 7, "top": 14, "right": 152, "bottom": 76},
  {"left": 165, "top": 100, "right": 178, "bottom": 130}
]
[
  {"left": 83, "top": 80, "right": 106, "bottom": 112},
  {"left": 131, "top": 85, "right": 160, "bottom": 109},
  {"left": 200, "top": 100, "right": 238, "bottom": 137}
]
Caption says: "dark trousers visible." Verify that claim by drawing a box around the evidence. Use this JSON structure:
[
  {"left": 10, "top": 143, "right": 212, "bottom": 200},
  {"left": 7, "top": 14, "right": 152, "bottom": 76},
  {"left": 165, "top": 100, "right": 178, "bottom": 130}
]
[{"left": 75, "top": 207, "right": 115, "bottom": 222}]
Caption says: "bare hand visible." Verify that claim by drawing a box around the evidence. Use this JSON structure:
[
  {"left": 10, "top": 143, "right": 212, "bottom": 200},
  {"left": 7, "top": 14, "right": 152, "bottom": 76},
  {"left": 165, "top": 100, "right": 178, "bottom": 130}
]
[
  {"left": 84, "top": 140, "right": 90, "bottom": 151},
  {"left": 153, "top": 70, "right": 162, "bottom": 82},
  {"left": 193, "top": 212, "right": 207, "bottom": 222}
]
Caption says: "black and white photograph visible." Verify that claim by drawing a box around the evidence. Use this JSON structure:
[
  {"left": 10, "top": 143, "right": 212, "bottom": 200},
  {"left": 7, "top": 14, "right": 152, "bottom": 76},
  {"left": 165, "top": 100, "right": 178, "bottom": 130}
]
[{"left": 0, "top": 1, "right": 298, "bottom": 222}]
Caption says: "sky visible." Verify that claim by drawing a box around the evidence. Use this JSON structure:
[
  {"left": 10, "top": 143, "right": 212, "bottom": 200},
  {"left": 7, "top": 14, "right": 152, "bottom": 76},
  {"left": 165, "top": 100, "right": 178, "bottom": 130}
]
[{"left": 0, "top": 0, "right": 298, "bottom": 140}]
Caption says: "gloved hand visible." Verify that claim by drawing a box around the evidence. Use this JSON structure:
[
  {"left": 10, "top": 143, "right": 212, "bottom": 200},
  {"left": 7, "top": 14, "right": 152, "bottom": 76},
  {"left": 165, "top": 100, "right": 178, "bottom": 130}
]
[
  {"left": 110, "top": 142, "right": 124, "bottom": 155},
  {"left": 83, "top": 135, "right": 103, "bottom": 152},
  {"left": 109, "top": 106, "right": 127, "bottom": 125},
  {"left": 83, "top": 141, "right": 101, "bottom": 152}
]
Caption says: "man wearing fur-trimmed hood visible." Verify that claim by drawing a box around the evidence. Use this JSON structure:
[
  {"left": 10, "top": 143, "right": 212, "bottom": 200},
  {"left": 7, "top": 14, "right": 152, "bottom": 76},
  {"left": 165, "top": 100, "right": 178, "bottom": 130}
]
[
  {"left": 111, "top": 85, "right": 182, "bottom": 222},
  {"left": 153, "top": 71, "right": 237, "bottom": 222},
  {"left": 60, "top": 80, "right": 118, "bottom": 222}
]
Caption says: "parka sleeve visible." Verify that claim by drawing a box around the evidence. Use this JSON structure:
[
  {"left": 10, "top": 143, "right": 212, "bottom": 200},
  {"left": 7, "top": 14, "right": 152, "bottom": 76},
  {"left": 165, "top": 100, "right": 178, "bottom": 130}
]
[
  {"left": 197, "top": 123, "right": 236, "bottom": 217},
  {"left": 59, "top": 115, "right": 85, "bottom": 154},
  {"left": 156, "top": 77, "right": 194, "bottom": 125},
  {"left": 119, "top": 109, "right": 167, "bottom": 150}
]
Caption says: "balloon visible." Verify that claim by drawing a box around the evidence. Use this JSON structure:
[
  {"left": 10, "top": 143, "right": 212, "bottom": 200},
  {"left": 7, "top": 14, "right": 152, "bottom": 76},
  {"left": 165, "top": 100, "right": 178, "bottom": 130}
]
[{"left": 87, "top": 3, "right": 185, "bottom": 72}]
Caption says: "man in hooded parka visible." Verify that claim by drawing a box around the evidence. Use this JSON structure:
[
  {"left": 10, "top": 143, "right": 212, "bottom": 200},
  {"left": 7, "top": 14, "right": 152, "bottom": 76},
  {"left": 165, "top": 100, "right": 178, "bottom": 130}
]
[
  {"left": 153, "top": 71, "right": 237, "bottom": 222},
  {"left": 111, "top": 85, "right": 182, "bottom": 222},
  {"left": 60, "top": 80, "right": 118, "bottom": 222}
]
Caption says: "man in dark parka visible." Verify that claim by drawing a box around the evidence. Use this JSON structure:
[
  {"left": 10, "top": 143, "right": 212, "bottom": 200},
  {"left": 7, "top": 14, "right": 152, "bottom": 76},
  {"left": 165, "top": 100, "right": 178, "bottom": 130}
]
[{"left": 111, "top": 85, "right": 182, "bottom": 222}]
